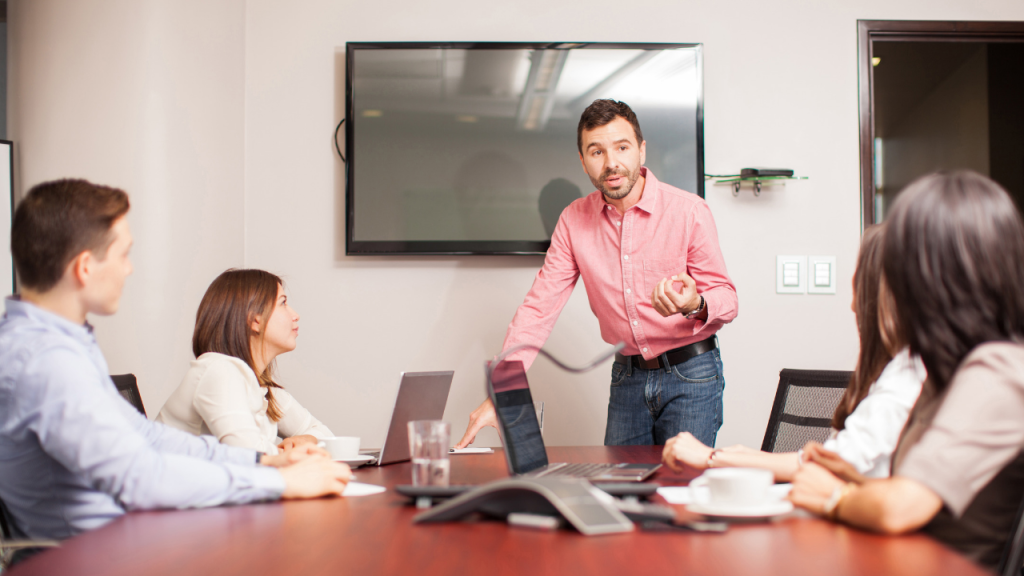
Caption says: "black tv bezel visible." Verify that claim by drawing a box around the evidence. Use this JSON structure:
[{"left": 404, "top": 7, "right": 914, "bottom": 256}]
[{"left": 344, "top": 42, "right": 705, "bottom": 256}]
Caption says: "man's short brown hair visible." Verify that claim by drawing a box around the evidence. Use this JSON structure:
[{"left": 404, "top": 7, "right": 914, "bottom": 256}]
[
  {"left": 11, "top": 179, "right": 130, "bottom": 291},
  {"left": 577, "top": 99, "right": 644, "bottom": 154}
]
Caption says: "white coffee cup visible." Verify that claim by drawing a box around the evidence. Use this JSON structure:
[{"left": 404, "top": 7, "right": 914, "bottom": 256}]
[
  {"left": 318, "top": 436, "right": 360, "bottom": 460},
  {"left": 690, "top": 468, "right": 773, "bottom": 507}
]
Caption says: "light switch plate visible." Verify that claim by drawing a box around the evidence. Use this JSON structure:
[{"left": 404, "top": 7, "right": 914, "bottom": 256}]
[
  {"left": 808, "top": 256, "right": 837, "bottom": 294},
  {"left": 776, "top": 256, "right": 807, "bottom": 294}
]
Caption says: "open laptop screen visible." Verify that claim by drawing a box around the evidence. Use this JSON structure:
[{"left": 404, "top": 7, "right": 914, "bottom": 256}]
[{"left": 489, "top": 360, "right": 548, "bottom": 474}]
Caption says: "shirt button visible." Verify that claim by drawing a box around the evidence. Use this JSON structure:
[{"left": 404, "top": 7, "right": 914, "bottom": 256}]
[
  {"left": 623, "top": 255, "right": 629, "bottom": 260},
  {"left": 615, "top": 222, "right": 621, "bottom": 227},
  {"left": 643, "top": 347, "right": 648, "bottom": 353},
  {"left": 632, "top": 320, "right": 638, "bottom": 326},
  {"left": 626, "top": 288, "right": 631, "bottom": 294}
]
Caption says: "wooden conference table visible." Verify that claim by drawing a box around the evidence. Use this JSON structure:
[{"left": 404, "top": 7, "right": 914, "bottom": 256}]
[{"left": 10, "top": 446, "right": 988, "bottom": 576}]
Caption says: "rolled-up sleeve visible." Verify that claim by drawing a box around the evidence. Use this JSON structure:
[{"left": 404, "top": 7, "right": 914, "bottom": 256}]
[
  {"left": 29, "top": 348, "right": 285, "bottom": 511},
  {"left": 684, "top": 202, "right": 737, "bottom": 336}
]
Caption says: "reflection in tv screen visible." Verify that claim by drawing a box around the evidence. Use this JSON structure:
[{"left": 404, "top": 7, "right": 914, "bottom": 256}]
[{"left": 346, "top": 44, "right": 702, "bottom": 253}]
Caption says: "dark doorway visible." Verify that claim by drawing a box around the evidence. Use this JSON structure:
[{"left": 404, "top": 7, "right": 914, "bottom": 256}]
[{"left": 858, "top": 21, "right": 1024, "bottom": 225}]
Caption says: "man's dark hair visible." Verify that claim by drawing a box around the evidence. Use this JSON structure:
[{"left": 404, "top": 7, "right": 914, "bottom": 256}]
[
  {"left": 577, "top": 99, "right": 644, "bottom": 154},
  {"left": 11, "top": 179, "right": 130, "bottom": 291},
  {"left": 883, "top": 171, "right": 1024, "bottom": 391}
]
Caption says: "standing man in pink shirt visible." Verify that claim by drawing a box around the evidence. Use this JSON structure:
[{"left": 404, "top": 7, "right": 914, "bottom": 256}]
[{"left": 456, "top": 99, "right": 738, "bottom": 448}]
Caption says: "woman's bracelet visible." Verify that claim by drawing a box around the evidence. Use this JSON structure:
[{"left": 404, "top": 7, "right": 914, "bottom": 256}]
[
  {"left": 824, "top": 482, "right": 855, "bottom": 520},
  {"left": 706, "top": 448, "right": 723, "bottom": 469}
]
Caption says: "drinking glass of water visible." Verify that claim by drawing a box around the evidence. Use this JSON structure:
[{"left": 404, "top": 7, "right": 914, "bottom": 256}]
[{"left": 407, "top": 420, "right": 451, "bottom": 487}]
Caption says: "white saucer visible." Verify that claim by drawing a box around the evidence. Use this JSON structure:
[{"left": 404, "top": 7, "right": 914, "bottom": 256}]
[
  {"left": 334, "top": 454, "right": 376, "bottom": 467},
  {"left": 686, "top": 500, "right": 794, "bottom": 519}
]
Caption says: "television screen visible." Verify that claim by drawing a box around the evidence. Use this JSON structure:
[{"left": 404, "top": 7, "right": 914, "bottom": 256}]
[{"left": 345, "top": 42, "right": 703, "bottom": 255}]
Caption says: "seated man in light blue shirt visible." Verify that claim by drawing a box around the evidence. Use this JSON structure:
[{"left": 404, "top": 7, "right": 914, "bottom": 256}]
[{"left": 0, "top": 179, "right": 352, "bottom": 561}]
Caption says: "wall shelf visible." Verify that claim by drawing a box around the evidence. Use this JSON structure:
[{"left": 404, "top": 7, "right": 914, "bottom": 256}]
[{"left": 705, "top": 174, "right": 808, "bottom": 196}]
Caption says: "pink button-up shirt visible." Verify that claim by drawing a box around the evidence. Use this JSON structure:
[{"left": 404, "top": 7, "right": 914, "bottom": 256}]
[{"left": 503, "top": 168, "right": 738, "bottom": 368}]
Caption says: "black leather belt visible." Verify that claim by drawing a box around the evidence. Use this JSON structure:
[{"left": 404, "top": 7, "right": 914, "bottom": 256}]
[{"left": 614, "top": 336, "right": 718, "bottom": 370}]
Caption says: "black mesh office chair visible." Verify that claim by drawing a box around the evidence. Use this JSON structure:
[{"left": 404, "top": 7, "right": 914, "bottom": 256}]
[
  {"left": 760, "top": 369, "right": 852, "bottom": 453},
  {"left": 110, "top": 373, "right": 146, "bottom": 417}
]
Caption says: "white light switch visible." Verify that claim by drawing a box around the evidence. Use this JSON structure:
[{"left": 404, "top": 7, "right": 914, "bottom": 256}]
[
  {"left": 777, "top": 256, "right": 807, "bottom": 294},
  {"left": 808, "top": 256, "right": 836, "bottom": 294},
  {"left": 814, "top": 262, "right": 830, "bottom": 286},
  {"left": 783, "top": 262, "right": 800, "bottom": 286}
]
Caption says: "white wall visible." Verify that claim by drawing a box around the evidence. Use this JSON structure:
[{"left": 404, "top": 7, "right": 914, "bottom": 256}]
[
  {"left": 10, "top": 0, "right": 1024, "bottom": 450},
  {"left": 8, "top": 0, "right": 248, "bottom": 408},
  {"left": 243, "top": 0, "right": 1024, "bottom": 449}
]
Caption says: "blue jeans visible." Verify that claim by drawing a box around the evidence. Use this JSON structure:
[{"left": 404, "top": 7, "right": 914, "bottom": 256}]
[{"left": 604, "top": 346, "right": 725, "bottom": 446}]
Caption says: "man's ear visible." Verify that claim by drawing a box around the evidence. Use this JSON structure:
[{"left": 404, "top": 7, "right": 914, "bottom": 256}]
[
  {"left": 639, "top": 140, "right": 647, "bottom": 166},
  {"left": 67, "top": 251, "right": 92, "bottom": 288},
  {"left": 579, "top": 152, "right": 587, "bottom": 173}
]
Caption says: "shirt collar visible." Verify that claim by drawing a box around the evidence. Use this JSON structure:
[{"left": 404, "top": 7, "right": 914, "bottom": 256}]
[
  {"left": 633, "top": 167, "right": 658, "bottom": 214},
  {"left": 597, "top": 167, "right": 659, "bottom": 215},
  {"left": 4, "top": 295, "right": 96, "bottom": 345}
]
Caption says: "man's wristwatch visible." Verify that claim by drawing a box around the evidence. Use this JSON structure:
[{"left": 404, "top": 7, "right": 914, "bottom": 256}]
[{"left": 684, "top": 294, "right": 705, "bottom": 319}]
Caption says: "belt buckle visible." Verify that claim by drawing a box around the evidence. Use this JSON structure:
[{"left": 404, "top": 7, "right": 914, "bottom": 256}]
[{"left": 638, "top": 356, "right": 660, "bottom": 370}]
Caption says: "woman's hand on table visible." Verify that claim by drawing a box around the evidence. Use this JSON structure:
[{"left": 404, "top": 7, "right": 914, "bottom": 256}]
[
  {"left": 261, "top": 443, "right": 330, "bottom": 468},
  {"left": 279, "top": 455, "right": 352, "bottom": 499},
  {"left": 788, "top": 462, "right": 848, "bottom": 516},
  {"left": 278, "top": 435, "right": 319, "bottom": 452},
  {"left": 662, "top": 432, "right": 714, "bottom": 472},
  {"left": 802, "top": 441, "right": 868, "bottom": 485}
]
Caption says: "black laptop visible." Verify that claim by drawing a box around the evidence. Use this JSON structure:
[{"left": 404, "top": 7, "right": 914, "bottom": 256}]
[{"left": 487, "top": 360, "right": 660, "bottom": 482}]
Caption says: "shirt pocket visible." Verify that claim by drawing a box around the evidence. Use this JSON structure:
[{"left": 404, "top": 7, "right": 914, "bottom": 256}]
[{"left": 642, "top": 256, "right": 687, "bottom": 304}]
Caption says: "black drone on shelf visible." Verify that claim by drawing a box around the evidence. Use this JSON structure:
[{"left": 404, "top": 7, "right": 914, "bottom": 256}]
[{"left": 705, "top": 168, "right": 808, "bottom": 196}]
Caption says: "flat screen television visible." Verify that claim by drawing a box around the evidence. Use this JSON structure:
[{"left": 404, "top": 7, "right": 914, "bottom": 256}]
[{"left": 345, "top": 42, "right": 704, "bottom": 255}]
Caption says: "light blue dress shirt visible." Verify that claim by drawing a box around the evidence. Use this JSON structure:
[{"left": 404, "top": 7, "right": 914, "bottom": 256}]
[{"left": 0, "top": 297, "right": 286, "bottom": 540}]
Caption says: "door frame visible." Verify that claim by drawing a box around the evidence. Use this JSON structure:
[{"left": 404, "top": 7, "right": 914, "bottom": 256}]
[{"left": 857, "top": 20, "right": 1024, "bottom": 227}]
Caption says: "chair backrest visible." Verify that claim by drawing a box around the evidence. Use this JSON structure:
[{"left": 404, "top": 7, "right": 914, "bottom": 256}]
[
  {"left": 110, "top": 373, "right": 146, "bottom": 417},
  {"left": 760, "top": 369, "right": 852, "bottom": 453}
]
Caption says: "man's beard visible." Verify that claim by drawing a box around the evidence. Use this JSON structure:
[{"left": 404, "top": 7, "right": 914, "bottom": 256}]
[{"left": 592, "top": 164, "right": 640, "bottom": 201}]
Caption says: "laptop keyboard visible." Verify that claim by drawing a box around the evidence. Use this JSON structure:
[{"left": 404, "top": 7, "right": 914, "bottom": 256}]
[{"left": 534, "top": 463, "right": 618, "bottom": 478}]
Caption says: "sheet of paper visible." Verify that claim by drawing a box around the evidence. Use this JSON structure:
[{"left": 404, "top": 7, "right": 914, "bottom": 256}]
[
  {"left": 449, "top": 447, "right": 494, "bottom": 454},
  {"left": 343, "top": 481, "right": 387, "bottom": 497},
  {"left": 657, "top": 483, "right": 792, "bottom": 505}
]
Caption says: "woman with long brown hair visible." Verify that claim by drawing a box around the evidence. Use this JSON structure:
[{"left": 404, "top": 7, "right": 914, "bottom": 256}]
[
  {"left": 661, "top": 225, "right": 926, "bottom": 480},
  {"left": 789, "top": 171, "right": 1024, "bottom": 571},
  {"left": 156, "top": 269, "right": 333, "bottom": 455}
]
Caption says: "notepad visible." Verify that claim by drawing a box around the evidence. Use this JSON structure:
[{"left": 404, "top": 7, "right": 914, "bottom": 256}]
[
  {"left": 449, "top": 447, "right": 494, "bottom": 454},
  {"left": 343, "top": 482, "right": 387, "bottom": 497}
]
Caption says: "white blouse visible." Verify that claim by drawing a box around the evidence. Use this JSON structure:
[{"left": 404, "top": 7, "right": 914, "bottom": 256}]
[
  {"left": 822, "top": 348, "right": 927, "bottom": 478},
  {"left": 156, "top": 352, "right": 333, "bottom": 455}
]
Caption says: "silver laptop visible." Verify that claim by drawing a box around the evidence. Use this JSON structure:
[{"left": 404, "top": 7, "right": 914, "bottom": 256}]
[
  {"left": 362, "top": 371, "right": 454, "bottom": 466},
  {"left": 487, "top": 360, "right": 660, "bottom": 482}
]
